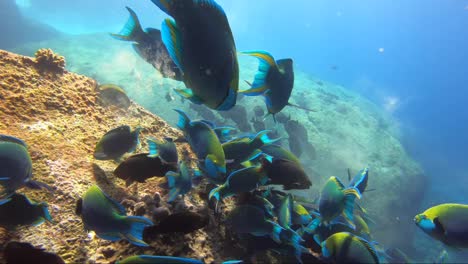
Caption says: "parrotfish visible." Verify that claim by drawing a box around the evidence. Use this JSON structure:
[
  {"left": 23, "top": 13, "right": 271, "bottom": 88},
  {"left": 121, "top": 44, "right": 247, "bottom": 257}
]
[
  {"left": 222, "top": 130, "right": 278, "bottom": 164},
  {"left": 209, "top": 166, "right": 269, "bottom": 202},
  {"left": 98, "top": 84, "right": 131, "bottom": 109},
  {"left": 228, "top": 205, "right": 284, "bottom": 243},
  {"left": 174, "top": 109, "right": 226, "bottom": 181},
  {"left": 114, "top": 153, "right": 178, "bottom": 186},
  {"left": 76, "top": 185, "right": 153, "bottom": 246},
  {"left": 0, "top": 134, "right": 52, "bottom": 204},
  {"left": 0, "top": 193, "right": 52, "bottom": 229},
  {"left": 111, "top": 7, "right": 183, "bottom": 81},
  {"left": 3, "top": 242, "right": 65, "bottom": 264},
  {"left": 317, "top": 176, "right": 361, "bottom": 227},
  {"left": 117, "top": 255, "right": 203, "bottom": 264},
  {"left": 292, "top": 202, "right": 313, "bottom": 226},
  {"left": 165, "top": 161, "right": 195, "bottom": 202},
  {"left": 143, "top": 211, "right": 208, "bottom": 238},
  {"left": 147, "top": 136, "right": 178, "bottom": 164},
  {"left": 260, "top": 144, "right": 301, "bottom": 164},
  {"left": 94, "top": 125, "right": 141, "bottom": 161},
  {"left": 241, "top": 51, "right": 312, "bottom": 119},
  {"left": 415, "top": 203, "right": 468, "bottom": 248},
  {"left": 321, "top": 232, "right": 380, "bottom": 264},
  {"left": 151, "top": 0, "right": 239, "bottom": 110},
  {"left": 262, "top": 157, "right": 312, "bottom": 190}
]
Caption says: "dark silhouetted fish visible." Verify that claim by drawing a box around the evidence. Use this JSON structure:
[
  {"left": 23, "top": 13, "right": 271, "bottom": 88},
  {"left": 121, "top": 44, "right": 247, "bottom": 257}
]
[
  {"left": 284, "top": 120, "right": 316, "bottom": 159},
  {"left": 114, "top": 153, "right": 178, "bottom": 186},
  {"left": 143, "top": 211, "right": 208, "bottom": 238},
  {"left": 147, "top": 137, "right": 178, "bottom": 165},
  {"left": 117, "top": 255, "right": 203, "bottom": 264},
  {"left": 94, "top": 125, "right": 141, "bottom": 160},
  {"left": 3, "top": 242, "right": 65, "bottom": 264},
  {"left": 0, "top": 193, "right": 52, "bottom": 229},
  {"left": 262, "top": 158, "right": 312, "bottom": 190},
  {"left": 112, "top": 7, "right": 183, "bottom": 81},
  {"left": 253, "top": 105, "right": 264, "bottom": 117},
  {"left": 219, "top": 105, "right": 251, "bottom": 132},
  {"left": 0, "top": 135, "right": 52, "bottom": 204},
  {"left": 275, "top": 112, "right": 290, "bottom": 124},
  {"left": 152, "top": 0, "right": 239, "bottom": 110},
  {"left": 98, "top": 84, "right": 131, "bottom": 109},
  {"left": 251, "top": 117, "right": 266, "bottom": 132}
]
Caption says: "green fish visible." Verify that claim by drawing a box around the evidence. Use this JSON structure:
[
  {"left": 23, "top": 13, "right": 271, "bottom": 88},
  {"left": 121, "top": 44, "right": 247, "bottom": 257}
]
[
  {"left": 228, "top": 205, "right": 284, "bottom": 243},
  {"left": 278, "top": 193, "right": 293, "bottom": 228},
  {"left": 147, "top": 137, "right": 178, "bottom": 164},
  {"left": 292, "top": 202, "right": 313, "bottom": 226},
  {"left": 209, "top": 166, "right": 268, "bottom": 202},
  {"left": 76, "top": 185, "right": 153, "bottom": 246},
  {"left": 94, "top": 125, "right": 141, "bottom": 160},
  {"left": 117, "top": 255, "right": 203, "bottom": 264},
  {"left": 321, "top": 232, "right": 380, "bottom": 263},
  {"left": 165, "top": 161, "right": 195, "bottom": 202},
  {"left": 152, "top": 0, "right": 239, "bottom": 110},
  {"left": 0, "top": 193, "right": 52, "bottom": 229},
  {"left": 260, "top": 144, "right": 301, "bottom": 164},
  {"left": 318, "top": 176, "right": 361, "bottom": 227},
  {"left": 222, "top": 130, "right": 278, "bottom": 164},
  {"left": 98, "top": 84, "right": 131, "bottom": 109},
  {"left": 174, "top": 109, "right": 226, "bottom": 181},
  {"left": 0, "top": 135, "right": 51, "bottom": 204},
  {"left": 415, "top": 203, "right": 468, "bottom": 248}
]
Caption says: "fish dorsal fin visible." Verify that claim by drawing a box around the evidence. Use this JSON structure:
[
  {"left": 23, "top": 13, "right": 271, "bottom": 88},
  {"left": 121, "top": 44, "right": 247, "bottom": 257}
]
[
  {"left": 0, "top": 134, "right": 27, "bottom": 147},
  {"left": 102, "top": 192, "right": 126, "bottom": 215},
  {"left": 161, "top": 18, "right": 184, "bottom": 72},
  {"left": 358, "top": 237, "right": 380, "bottom": 264},
  {"left": 331, "top": 176, "right": 345, "bottom": 190}
]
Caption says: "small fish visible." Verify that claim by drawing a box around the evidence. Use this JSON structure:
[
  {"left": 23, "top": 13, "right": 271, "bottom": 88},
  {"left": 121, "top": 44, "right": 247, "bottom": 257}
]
[
  {"left": 222, "top": 130, "right": 278, "bottom": 164},
  {"left": 316, "top": 81, "right": 324, "bottom": 86},
  {"left": 284, "top": 120, "right": 316, "bottom": 159},
  {"left": 253, "top": 105, "right": 264, "bottom": 117},
  {"left": 275, "top": 112, "right": 290, "bottom": 124},
  {"left": 250, "top": 117, "right": 266, "bottom": 132},
  {"left": 147, "top": 137, "right": 178, "bottom": 164},
  {"left": 262, "top": 157, "right": 312, "bottom": 190},
  {"left": 321, "top": 232, "right": 380, "bottom": 263},
  {"left": 0, "top": 135, "right": 52, "bottom": 204},
  {"left": 143, "top": 211, "right": 208, "bottom": 238},
  {"left": 98, "top": 84, "right": 131, "bottom": 109},
  {"left": 349, "top": 168, "right": 369, "bottom": 194},
  {"left": 76, "top": 185, "right": 153, "bottom": 246},
  {"left": 165, "top": 91, "right": 176, "bottom": 102},
  {"left": 318, "top": 176, "right": 361, "bottom": 227},
  {"left": 114, "top": 153, "right": 178, "bottom": 186},
  {"left": 241, "top": 51, "right": 313, "bottom": 119},
  {"left": 209, "top": 166, "right": 269, "bottom": 202},
  {"left": 227, "top": 205, "right": 284, "bottom": 243},
  {"left": 111, "top": 7, "right": 183, "bottom": 81},
  {"left": 278, "top": 193, "right": 293, "bottom": 228},
  {"left": 117, "top": 255, "right": 202, "bottom": 264},
  {"left": 94, "top": 125, "right": 141, "bottom": 160},
  {"left": 0, "top": 193, "right": 52, "bottom": 229},
  {"left": 414, "top": 203, "right": 468, "bottom": 248},
  {"left": 3, "top": 242, "right": 65, "bottom": 264},
  {"left": 165, "top": 161, "right": 195, "bottom": 202},
  {"left": 174, "top": 109, "right": 226, "bottom": 181},
  {"left": 152, "top": 0, "right": 239, "bottom": 110}
]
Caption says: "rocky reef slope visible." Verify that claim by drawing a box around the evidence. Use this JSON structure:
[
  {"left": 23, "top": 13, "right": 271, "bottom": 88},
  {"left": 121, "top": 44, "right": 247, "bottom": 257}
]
[{"left": 0, "top": 49, "right": 242, "bottom": 263}]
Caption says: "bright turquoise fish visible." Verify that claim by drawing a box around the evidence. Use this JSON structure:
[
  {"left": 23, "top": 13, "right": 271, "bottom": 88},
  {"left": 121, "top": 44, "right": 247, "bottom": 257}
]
[
  {"left": 165, "top": 161, "right": 196, "bottom": 202},
  {"left": 151, "top": 0, "right": 239, "bottom": 110},
  {"left": 222, "top": 130, "right": 279, "bottom": 164},
  {"left": 174, "top": 109, "right": 226, "bottom": 182},
  {"left": 209, "top": 166, "right": 268, "bottom": 202},
  {"left": 292, "top": 202, "right": 313, "bottom": 226},
  {"left": 77, "top": 185, "right": 153, "bottom": 246},
  {"left": 117, "top": 255, "right": 202, "bottom": 264},
  {"left": 0, "top": 135, "right": 51, "bottom": 205}
]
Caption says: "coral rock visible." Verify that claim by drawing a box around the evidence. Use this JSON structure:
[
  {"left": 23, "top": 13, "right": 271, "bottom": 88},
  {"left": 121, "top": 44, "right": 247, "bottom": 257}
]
[{"left": 34, "top": 48, "right": 65, "bottom": 72}]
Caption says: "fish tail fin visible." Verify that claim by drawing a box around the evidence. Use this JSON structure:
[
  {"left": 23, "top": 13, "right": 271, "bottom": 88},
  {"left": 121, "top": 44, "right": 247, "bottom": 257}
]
[
  {"left": 251, "top": 130, "right": 280, "bottom": 148},
  {"left": 111, "top": 7, "right": 145, "bottom": 42},
  {"left": 343, "top": 187, "right": 362, "bottom": 223},
  {"left": 208, "top": 185, "right": 223, "bottom": 201},
  {"left": 0, "top": 191, "right": 13, "bottom": 205},
  {"left": 151, "top": 0, "right": 174, "bottom": 16},
  {"left": 147, "top": 136, "right": 161, "bottom": 158},
  {"left": 239, "top": 51, "right": 276, "bottom": 96},
  {"left": 39, "top": 202, "right": 54, "bottom": 223},
  {"left": 174, "top": 109, "right": 191, "bottom": 130},
  {"left": 167, "top": 187, "right": 181, "bottom": 202},
  {"left": 267, "top": 220, "right": 284, "bottom": 243},
  {"left": 123, "top": 216, "right": 153, "bottom": 247},
  {"left": 161, "top": 18, "right": 184, "bottom": 71},
  {"left": 25, "top": 180, "right": 54, "bottom": 192},
  {"left": 165, "top": 171, "right": 179, "bottom": 188}
]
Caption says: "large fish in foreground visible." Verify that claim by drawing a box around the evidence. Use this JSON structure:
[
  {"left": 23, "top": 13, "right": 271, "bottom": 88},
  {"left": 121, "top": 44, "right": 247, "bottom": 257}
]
[
  {"left": 112, "top": 7, "right": 183, "bottom": 81},
  {"left": 151, "top": 0, "right": 239, "bottom": 110},
  {"left": 241, "top": 51, "right": 313, "bottom": 120}
]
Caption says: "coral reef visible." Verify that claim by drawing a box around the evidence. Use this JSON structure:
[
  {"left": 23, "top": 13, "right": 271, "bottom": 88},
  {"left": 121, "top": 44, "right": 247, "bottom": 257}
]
[
  {"left": 34, "top": 48, "right": 66, "bottom": 73},
  {"left": 0, "top": 49, "right": 244, "bottom": 263}
]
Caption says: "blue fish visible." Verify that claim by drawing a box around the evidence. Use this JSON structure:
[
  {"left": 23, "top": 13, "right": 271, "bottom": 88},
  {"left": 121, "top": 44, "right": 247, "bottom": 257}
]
[
  {"left": 349, "top": 167, "right": 369, "bottom": 194},
  {"left": 165, "top": 161, "right": 196, "bottom": 202},
  {"left": 77, "top": 185, "right": 153, "bottom": 246},
  {"left": 147, "top": 136, "right": 178, "bottom": 165},
  {"left": 0, "top": 135, "right": 52, "bottom": 204},
  {"left": 151, "top": 0, "right": 239, "bottom": 110}
]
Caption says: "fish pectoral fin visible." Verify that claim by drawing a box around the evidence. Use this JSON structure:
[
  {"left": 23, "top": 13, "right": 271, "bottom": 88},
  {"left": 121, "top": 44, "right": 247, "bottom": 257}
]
[
  {"left": 174, "top": 88, "right": 203, "bottom": 104},
  {"left": 433, "top": 217, "right": 446, "bottom": 235},
  {"left": 161, "top": 18, "right": 184, "bottom": 72}
]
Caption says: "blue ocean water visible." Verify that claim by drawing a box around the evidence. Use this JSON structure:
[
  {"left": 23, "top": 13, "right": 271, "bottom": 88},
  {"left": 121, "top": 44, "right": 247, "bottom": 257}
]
[{"left": 4, "top": 0, "right": 468, "bottom": 261}]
